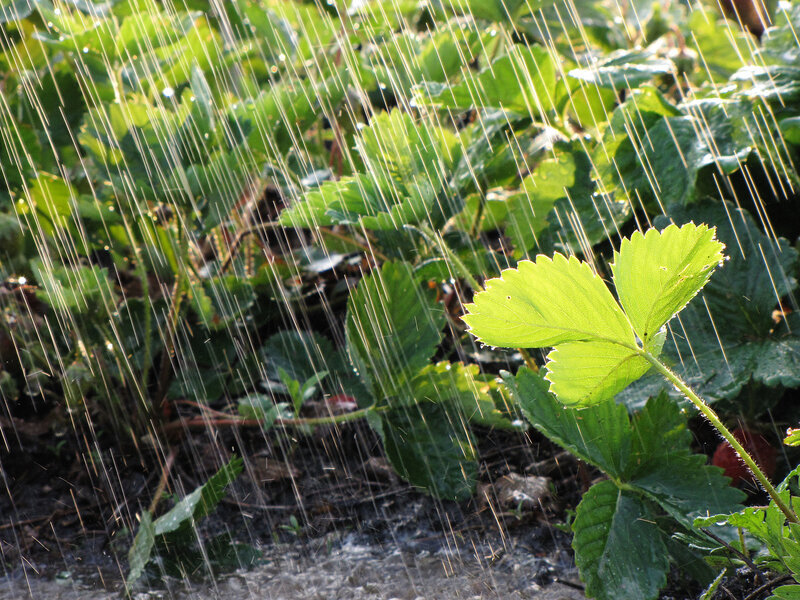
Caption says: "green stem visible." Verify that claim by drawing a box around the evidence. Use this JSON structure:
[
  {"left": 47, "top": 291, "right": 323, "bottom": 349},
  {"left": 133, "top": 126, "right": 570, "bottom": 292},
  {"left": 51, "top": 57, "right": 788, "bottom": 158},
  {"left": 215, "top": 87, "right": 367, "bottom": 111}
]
[
  {"left": 641, "top": 350, "right": 799, "bottom": 524},
  {"left": 162, "top": 405, "right": 380, "bottom": 435},
  {"left": 279, "top": 406, "right": 375, "bottom": 427},
  {"left": 139, "top": 256, "right": 153, "bottom": 393},
  {"left": 155, "top": 230, "right": 190, "bottom": 409},
  {"left": 411, "top": 223, "right": 481, "bottom": 291},
  {"left": 469, "top": 194, "right": 486, "bottom": 240}
]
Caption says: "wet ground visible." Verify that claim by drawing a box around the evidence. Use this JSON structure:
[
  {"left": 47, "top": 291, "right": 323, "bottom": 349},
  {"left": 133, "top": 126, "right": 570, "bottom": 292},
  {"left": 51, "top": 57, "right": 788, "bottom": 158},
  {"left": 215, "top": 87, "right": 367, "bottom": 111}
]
[
  {"left": 0, "top": 423, "right": 589, "bottom": 599},
  {"left": 1, "top": 533, "right": 585, "bottom": 599}
]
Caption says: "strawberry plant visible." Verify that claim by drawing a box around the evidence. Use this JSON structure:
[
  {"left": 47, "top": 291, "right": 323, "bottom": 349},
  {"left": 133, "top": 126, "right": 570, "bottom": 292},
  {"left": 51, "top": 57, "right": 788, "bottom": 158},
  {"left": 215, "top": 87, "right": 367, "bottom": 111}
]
[
  {"left": 4, "top": 0, "right": 800, "bottom": 595},
  {"left": 465, "top": 223, "right": 799, "bottom": 599}
]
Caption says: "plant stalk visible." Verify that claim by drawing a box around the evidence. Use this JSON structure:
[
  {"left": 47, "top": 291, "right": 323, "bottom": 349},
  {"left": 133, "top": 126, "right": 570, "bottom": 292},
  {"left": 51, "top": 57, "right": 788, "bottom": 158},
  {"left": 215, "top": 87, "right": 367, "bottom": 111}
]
[
  {"left": 641, "top": 351, "right": 799, "bottom": 524},
  {"left": 411, "top": 223, "right": 482, "bottom": 292},
  {"left": 162, "top": 406, "right": 376, "bottom": 434}
]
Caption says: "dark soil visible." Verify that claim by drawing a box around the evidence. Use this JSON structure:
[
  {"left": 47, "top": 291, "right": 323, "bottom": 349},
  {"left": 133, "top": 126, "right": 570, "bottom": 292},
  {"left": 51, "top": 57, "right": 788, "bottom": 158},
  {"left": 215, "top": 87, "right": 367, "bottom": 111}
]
[
  {"left": 0, "top": 412, "right": 788, "bottom": 599},
  {"left": 0, "top": 416, "right": 585, "bottom": 596}
]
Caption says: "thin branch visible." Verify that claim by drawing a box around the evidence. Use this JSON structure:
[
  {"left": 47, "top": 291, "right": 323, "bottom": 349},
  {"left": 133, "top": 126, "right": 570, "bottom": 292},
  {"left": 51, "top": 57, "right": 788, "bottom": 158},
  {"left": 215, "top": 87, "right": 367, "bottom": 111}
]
[
  {"left": 700, "top": 527, "right": 767, "bottom": 583},
  {"left": 742, "top": 574, "right": 795, "bottom": 600}
]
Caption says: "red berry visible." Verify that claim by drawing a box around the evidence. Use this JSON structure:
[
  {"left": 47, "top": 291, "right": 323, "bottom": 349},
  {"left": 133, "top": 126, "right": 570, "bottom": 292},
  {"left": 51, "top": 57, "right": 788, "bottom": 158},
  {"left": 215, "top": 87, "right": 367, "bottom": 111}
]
[
  {"left": 711, "top": 428, "right": 777, "bottom": 487},
  {"left": 326, "top": 394, "right": 358, "bottom": 412}
]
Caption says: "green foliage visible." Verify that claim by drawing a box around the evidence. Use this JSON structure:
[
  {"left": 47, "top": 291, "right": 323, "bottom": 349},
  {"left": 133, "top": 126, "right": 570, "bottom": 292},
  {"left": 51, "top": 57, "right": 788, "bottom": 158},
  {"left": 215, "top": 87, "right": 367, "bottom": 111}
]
[
  {"left": 621, "top": 202, "right": 800, "bottom": 409},
  {"left": 415, "top": 45, "right": 557, "bottom": 114},
  {"left": 469, "top": 222, "right": 750, "bottom": 599},
  {"left": 466, "top": 223, "right": 723, "bottom": 406},
  {"left": 695, "top": 468, "right": 800, "bottom": 599},
  {"left": 5, "top": 0, "right": 800, "bottom": 595},
  {"left": 611, "top": 224, "right": 725, "bottom": 346},
  {"left": 126, "top": 456, "right": 255, "bottom": 590},
  {"left": 344, "top": 261, "right": 516, "bottom": 500},
  {"left": 568, "top": 49, "right": 675, "bottom": 89},
  {"left": 572, "top": 480, "right": 668, "bottom": 600},
  {"left": 464, "top": 253, "right": 634, "bottom": 349},
  {"left": 377, "top": 399, "right": 478, "bottom": 501},
  {"left": 346, "top": 261, "right": 445, "bottom": 395},
  {"left": 507, "top": 368, "right": 743, "bottom": 600}
]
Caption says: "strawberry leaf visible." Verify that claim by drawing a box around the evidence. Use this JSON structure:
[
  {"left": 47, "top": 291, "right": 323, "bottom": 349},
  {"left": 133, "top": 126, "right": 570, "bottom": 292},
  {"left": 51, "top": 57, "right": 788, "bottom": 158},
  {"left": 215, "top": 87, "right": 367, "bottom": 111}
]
[
  {"left": 612, "top": 223, "right": 725, "bottom": 346},
  {"left": 572, "top": 480, "right": 669, "bottom": 600},
  {"left": 346, "top": 261, "right": 445, "bottom": 397},
  {"left": 375, "top": 400, "right": 477, "bottom": 501},
  {"left": 545, "top": 341, "right": 652, "bottom": 406},
  {"left": 463, "top": 253, "right": 634, "bottom": 349}
]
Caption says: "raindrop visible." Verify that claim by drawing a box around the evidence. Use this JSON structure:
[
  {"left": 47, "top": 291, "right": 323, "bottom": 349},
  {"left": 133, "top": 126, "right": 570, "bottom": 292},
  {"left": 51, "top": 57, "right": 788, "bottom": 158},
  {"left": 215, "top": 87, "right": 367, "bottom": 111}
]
[{"left": 162, "top": 87, "right": 175, "bottom": 98}]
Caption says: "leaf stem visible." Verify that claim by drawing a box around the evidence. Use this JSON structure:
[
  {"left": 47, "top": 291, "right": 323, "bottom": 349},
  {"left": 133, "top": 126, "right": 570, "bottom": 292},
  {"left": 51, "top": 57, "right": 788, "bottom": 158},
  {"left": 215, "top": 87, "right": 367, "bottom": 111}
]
[
  {"left": 410, "top": 223, "right": 481, "bottom": 291},
  {"left": 161, "top": 406, "right": 376, "bottom": 434},
  {"left": 641, "top": 351, "right": 799, "bottom": 524}
]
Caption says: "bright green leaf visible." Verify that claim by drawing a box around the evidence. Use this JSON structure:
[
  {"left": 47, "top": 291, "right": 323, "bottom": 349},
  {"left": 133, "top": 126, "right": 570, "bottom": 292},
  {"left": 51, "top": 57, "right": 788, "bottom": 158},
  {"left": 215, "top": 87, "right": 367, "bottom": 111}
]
[
  {"left": 769, "top": 585, "right": 800, "bottom": 600},
  {"left": 785, "top": 428, "right": 800, "bottom": 447},
  {"left": 569, "top": 48, "right": 674, "bottom": 89},
  {"left": 612, "top": 223, "right": 725, "bottom": 345},
  {"left": 463, "top": 253, "right": 634, "bottom": 348},
  {"left": 415, "top": 45, "right": 556, "bottom": 115},
  {"left": 620, "top": 202, "right": 800, "bottom": 408},
  {"left": 545, "top": 341, "right": 652, "bottom": 406}
]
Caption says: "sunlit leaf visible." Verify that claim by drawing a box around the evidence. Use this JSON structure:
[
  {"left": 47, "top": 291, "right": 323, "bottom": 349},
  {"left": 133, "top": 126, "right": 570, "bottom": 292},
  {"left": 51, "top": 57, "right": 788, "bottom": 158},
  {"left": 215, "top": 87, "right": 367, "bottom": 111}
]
[
  {"left": 569, "top": 48, "right": 674, "bottom": 89},
  {"left": 280, "top": 111, "right": 462, "bottom": 229},
  {"left": 32, "top": 261, "right": 117, "bottom": 315},
  {"left": 687, "top": 10, "right": 752, "bottom": 82},
  {"left": 436, "top": 0, "right": 528, "bottom": 21},
  {"left": 612, "top": 224, "right": 725, "bottom": 345},
  {"left": 545, "top": 341, "right": 652, "bottom": 406},
  {"left": 785, "top": 428, "right": 800, "bottom": 447},
  {"left": 415, "top": 45, "right": 557, "bottom": 115},
  {"left": 620, "top": 202, "right": 800, "bottom": 408},
  {"left": 463, "top": 254, "right": 634, "bottom": 348}
]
